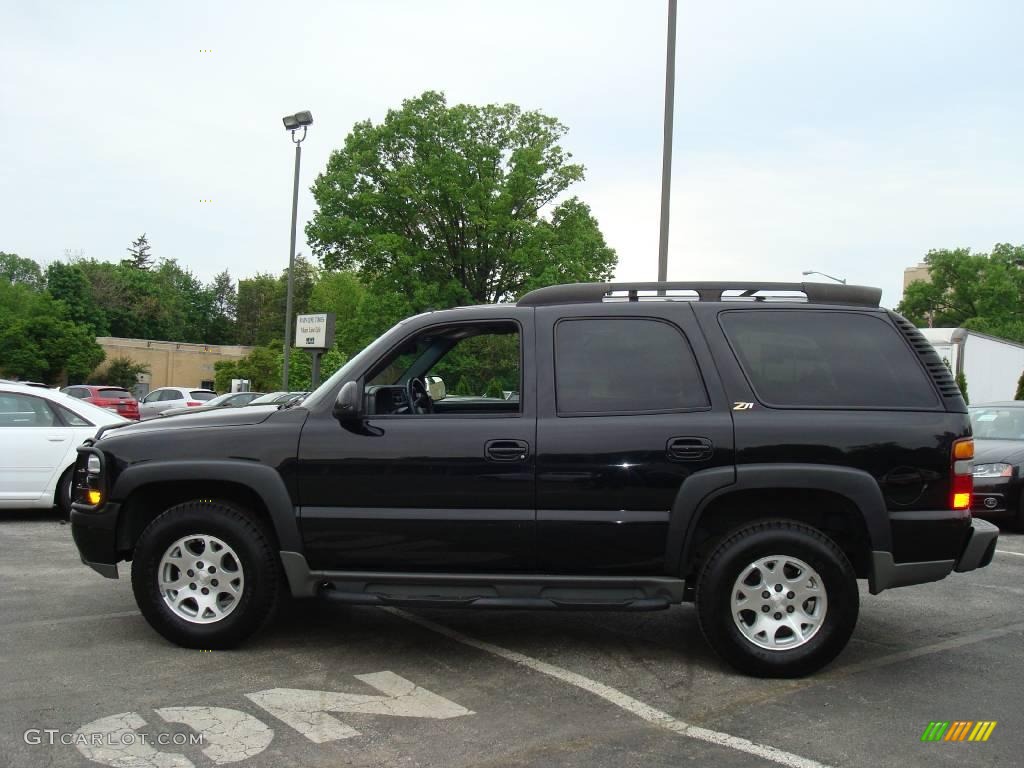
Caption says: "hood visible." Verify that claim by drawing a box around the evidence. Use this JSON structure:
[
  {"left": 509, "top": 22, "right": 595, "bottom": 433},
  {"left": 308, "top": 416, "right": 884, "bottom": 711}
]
[
  {"left": 973, "top": 438, "right": 1024, "bottom": 466},
  {"left": 102, "top": 405, "right": 282, "bottom": 438}
]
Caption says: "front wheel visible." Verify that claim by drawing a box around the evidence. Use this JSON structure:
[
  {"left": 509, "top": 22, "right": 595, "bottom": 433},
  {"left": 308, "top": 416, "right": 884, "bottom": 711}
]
[
  {"left": 131, "top": 501, "right": 282, "bottom": 648},
  {"left": 695, "top": 520, "right": 859, "bottom": 678}
]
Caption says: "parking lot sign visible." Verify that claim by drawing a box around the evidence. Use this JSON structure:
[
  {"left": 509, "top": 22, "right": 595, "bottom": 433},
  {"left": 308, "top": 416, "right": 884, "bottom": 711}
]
[{"left": 295, "top": 313, "right": 335, "bottom": 350}]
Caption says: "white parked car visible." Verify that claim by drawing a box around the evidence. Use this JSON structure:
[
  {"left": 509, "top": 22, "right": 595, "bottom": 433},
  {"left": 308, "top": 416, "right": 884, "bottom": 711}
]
[
  {"left": 138, "top": 387, "right": 218, "bottom": 420},
  {"left": 0, "top": 382, "right": 128, "bottom": 513}
]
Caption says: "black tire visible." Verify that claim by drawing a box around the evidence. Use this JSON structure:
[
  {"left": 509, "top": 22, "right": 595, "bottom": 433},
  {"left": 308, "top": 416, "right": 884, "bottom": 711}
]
[
  {"left": 131, "top": 500, "right": 282, "bottom": 649},
  {"left": 55, "top": 466, "right": 74, "bottom": 519},
  {"left": 695, "top": 520, "right": 859, "bottom": 678}
]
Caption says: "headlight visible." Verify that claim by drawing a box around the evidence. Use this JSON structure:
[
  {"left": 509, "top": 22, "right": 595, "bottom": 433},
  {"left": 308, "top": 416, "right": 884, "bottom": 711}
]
[
  {"left": 972, "top": 462, "right": 1012, "bottom": 478},
  {"left": 86, "top": 455, "right": 101, "bottom": 474}
]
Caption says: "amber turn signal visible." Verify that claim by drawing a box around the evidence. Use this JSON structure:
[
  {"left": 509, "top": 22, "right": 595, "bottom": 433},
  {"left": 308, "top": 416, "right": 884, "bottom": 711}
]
[
  {"left": 953, "top": 439, "right": 974, "bottom": 460},
  {"left": 87, "top": 489, "right": 102, "bottom": 505}
]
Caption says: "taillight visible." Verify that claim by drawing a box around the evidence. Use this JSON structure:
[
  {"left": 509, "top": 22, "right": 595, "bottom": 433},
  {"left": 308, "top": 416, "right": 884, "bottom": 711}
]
[
  {"left": 186, "top": 401, "right": 202, "bottom": 406},
  {"left": 951, "top": 438, "right": 973, "bottom": 510}
]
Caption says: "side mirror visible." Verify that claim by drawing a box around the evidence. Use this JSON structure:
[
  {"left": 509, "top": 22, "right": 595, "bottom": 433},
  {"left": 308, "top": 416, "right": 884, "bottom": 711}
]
[
  {"left": 426, "top": 375, "right": 446, "bottom": 401},
  {"left": 332, "top": 380, "right": 364, "bottom": 424}
]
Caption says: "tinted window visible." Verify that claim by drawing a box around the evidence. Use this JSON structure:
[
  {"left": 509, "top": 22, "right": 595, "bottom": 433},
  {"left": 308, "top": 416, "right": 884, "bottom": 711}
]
[
  {"left": 98, "top": 388, "right": 132, "bottom": 399},
  {"left": 555, "top": 318, "right": 707, "bottom": 414},
  {"left": 720, "top": 310, "right": 938, "bottom": 408},
  {"left": 161, "top": 390, "right": 184, "bottom": 402},
  {"left": 0, "top": 393, "right": 57, "bottom": 427},
  {"left": 190, "top": 391, "right": 217, "bottom": 401}
]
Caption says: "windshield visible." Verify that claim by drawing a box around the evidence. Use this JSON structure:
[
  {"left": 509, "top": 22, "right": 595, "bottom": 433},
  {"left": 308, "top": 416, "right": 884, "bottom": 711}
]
[
  {"left": 969, "top": 406, "right": 1024, "bottom": 440},
  {"left": 302, "top": 318, "right": 412, "bottom": 410}
]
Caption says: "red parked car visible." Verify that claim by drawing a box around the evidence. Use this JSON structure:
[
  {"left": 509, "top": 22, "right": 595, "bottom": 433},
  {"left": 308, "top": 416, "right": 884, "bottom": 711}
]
[{"left": 61, "top": 385, "right": 140, "bottom": 420}]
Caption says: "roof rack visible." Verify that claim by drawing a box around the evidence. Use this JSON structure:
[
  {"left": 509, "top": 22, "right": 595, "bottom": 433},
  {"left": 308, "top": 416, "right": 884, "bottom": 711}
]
[{"left": 517, "top": 281, "right": 882, "bottom": 308}]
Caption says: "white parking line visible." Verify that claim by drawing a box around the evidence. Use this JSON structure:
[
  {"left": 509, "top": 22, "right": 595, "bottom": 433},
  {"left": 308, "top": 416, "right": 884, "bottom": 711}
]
[
  {"left": 995, "top": 549, "right": 1024, "bottom": 557},
  {"left": 386, "top": 608, "right": 833, "bottom": 768}
]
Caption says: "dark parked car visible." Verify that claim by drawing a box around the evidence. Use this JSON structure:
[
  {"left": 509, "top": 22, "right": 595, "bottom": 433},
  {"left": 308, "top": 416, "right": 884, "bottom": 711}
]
[
  {"left": 160, "top": 391, "right": 266, "bottom": 418},
  {"left": 70, "top": 281, "right": 997, "bottom": 677},
  {"left": 968, "top": 402, "right": 1024, "bottom": 529},
  {"left": 61, "top": 385, "right": 140, "bottom": 421}
]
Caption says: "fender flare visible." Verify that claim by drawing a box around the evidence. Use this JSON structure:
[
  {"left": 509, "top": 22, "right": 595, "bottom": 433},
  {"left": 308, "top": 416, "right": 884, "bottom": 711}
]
[
  {"left": 667, "top": 463, "right": 891, "bottom": 574},
  {"left": 111, "top": 460, "right": 303, "bottom": 553}
]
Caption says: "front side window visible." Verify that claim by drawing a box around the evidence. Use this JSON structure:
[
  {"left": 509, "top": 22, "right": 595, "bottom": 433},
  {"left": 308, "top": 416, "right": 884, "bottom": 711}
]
[
  {"left": 720, "top": 310, "right": 939, "bottom": 409},
  {"left": 363, "top": 321, "right": 521, "bottom": 415},
  {"left": 0, "top": 393, "right": 57, "bottom": 427},
  {"left": 554, "top": 318, "right": 708, "bottom": 415}
]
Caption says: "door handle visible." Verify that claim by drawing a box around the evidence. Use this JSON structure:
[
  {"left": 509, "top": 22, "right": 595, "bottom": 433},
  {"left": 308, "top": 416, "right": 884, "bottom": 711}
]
[
  {"left": 485, "top": 439, "right": 529, "bottom": 462},
  {"left": 667, "top": 437, "right": 713, "bottom": 462}
]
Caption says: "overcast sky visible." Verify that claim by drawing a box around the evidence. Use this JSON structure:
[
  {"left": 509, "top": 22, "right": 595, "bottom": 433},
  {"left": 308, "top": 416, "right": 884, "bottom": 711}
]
[{"left": 2, "top": 0, "right": 1021, "bottom": 308}]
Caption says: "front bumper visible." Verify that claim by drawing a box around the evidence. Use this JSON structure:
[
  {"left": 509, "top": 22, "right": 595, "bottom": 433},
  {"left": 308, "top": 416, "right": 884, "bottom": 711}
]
[
  {"left": 70, "top": 501, "right": 121, "bottom": 579},
  {"left": 869, "top": 517, "right": 998, "bottom": 594}
]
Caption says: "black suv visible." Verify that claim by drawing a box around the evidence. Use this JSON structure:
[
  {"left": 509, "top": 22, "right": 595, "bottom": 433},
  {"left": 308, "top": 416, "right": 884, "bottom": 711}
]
[{"left": 70, "top": 281, "right": 998, "bottom": 677}]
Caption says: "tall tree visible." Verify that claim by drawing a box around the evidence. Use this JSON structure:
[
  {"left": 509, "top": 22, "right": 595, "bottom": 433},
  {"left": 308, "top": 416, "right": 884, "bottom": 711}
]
[
  {"left": 236, "top": 273, "right": 283, "bottom": 347},
  {"left": 306, "top": 91, "right": 616, "bottom": 310},
  {"left": 898, "top": 244, "right": 1024, "bottom": 341},
  {"left": 0, "top": 252, "right": 44, "bottom": 290},
  {"left": 124, "top": 233, "right": 153, "bottom": 270},
  {"left": 46, "top": 261, "right": 110, "bottom": 334}
]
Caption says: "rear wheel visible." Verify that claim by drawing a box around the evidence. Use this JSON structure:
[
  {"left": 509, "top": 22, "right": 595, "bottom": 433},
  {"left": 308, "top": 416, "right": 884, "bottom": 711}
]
[
  {"left": 695, "top": 520, "right": 859, "bottom": 678},
  {"left": 131, "top": 501, "right": 282, "bottom": 648}
]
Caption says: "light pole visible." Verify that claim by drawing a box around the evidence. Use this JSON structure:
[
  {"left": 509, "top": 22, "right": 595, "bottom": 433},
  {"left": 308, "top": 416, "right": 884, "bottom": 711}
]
[
  {"left": 802, "top": 270, "right": 847, "bottom": 284},
  {"left": 281, "top": 110, "right": 313, "bottom": 390},
  {"left": 657, "top": 0, "right": 678, "bottom": 283}
]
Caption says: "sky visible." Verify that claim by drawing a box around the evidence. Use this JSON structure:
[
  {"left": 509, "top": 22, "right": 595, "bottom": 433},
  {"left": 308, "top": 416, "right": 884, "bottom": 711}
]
[{"left": 1, "top": 0, "right": 1022, "bottom": 309}]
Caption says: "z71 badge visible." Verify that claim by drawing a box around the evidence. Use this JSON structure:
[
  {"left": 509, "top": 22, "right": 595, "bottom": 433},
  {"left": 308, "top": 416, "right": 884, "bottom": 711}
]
[{"left": 732, "top": 402, "right": 755, "bottom": 410}]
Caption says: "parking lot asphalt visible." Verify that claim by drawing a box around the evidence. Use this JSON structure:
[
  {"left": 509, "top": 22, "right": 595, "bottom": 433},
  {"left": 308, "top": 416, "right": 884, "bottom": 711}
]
[{"left": 1, "top": 510, "right": 1021, "bottom": 768}]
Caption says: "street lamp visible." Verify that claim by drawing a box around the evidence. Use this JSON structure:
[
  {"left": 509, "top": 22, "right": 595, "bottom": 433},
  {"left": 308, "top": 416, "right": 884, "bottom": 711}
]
[
  {"left": 281, "top": 110, "right": 313, "bottom": 390},
  {"left": 657, "top": 0, "right": 678, "bottom": 283},
  {"left": 802, "top": 270, "right": 847, "bottom": 285}
]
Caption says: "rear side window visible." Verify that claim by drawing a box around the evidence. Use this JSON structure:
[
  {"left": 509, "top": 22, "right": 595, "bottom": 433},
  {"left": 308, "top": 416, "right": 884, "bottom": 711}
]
[
  {"left": 555, "top": 318, "right": 708, "bottom": 415},
  {"left": 190, "top": 391, "right": 217, "bottom": 401},
  {"left": 720, "top": 310, "right": 938, "bottom": 408}
]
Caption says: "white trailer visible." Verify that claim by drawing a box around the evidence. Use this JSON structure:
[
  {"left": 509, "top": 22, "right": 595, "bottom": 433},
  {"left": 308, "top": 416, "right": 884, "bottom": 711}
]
[{"left": 919, "top": 328, "right": 1024, "bottom": 404}]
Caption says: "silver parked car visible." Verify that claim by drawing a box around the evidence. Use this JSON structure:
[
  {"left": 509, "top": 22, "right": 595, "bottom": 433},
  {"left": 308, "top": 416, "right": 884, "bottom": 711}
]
[
  {"left": 159, "top": 391, "right": 266, "bottom": 418},
  {"left": 138, "top": 387, "right": 217, "bottom": 420}
]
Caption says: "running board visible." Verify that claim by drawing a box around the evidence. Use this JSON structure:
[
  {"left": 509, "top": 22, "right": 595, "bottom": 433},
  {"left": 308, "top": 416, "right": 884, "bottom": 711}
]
[
  {"left": 279, "top": 551, "right": 685, "bottom": 610},
  {"left": 319, "top": 589, "right": 673, "bottom": 611}
]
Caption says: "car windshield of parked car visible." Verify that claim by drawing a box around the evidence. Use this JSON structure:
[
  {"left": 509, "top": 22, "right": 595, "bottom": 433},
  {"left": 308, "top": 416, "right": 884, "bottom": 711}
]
[
  {"left": 248, "top": 392, "right": 288, "bottom": 405},
  {"left": 969, "top": 406, "right": 1024, "bottom": 440},
  {"left": 55, "top": 392, "right": 129, "bottom": 423}
]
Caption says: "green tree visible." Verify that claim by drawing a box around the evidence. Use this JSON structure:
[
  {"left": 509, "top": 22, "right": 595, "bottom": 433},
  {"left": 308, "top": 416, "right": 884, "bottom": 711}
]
[
  {"left": 1014, "top": 370, "right": 1024, "bottom": 400},
  {"left": 237, "top": 273, "right": 283, "bottom": 346},
  {"left": 0, "top": 252, "right": 44, "bottom": 289},
  {"left": 123, "top": 233, "right": 153, "bottom": 270},
  {"left": 898, "top": 244, "right": 1024, "bottom": 341},
  {"left": 306, "top": 91, "right": 616, "bottom": 312},
  {"left": 46, "top": 261, "right": 109, "bottom": 334},
  {"left": 91, "top": 356, "right": 150, "bottom": 389},
  {"left": 0, "top": 281, "right": 104, "bottom": 384},
  {"left": 956, "top": 371, "right": 969, "bottom": 404}
]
